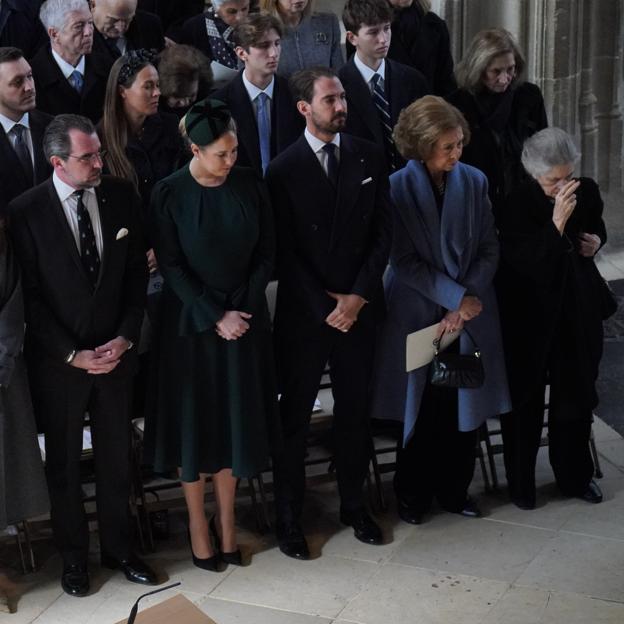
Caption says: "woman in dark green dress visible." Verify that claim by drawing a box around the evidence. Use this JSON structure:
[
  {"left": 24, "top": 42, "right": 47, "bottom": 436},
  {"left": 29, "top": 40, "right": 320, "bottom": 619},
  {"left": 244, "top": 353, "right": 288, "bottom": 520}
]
[{"left": 148, "top": 99, "right": 278, "bottom": 570}]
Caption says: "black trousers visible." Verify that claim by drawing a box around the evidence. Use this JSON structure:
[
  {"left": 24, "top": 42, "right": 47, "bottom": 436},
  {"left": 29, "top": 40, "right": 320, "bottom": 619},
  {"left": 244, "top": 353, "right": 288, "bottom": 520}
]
[
  {"left": 501, "top": 381, "right": 594, "bottom": 505},
  {"left": 273, "top": 322, "right": 375, "bottom": 523},
  {"left": 34, "top": 366, "right": 133, "bottom": 565},
  {"left": 394, "top": 382, "right": 477, "bottom": 513}
]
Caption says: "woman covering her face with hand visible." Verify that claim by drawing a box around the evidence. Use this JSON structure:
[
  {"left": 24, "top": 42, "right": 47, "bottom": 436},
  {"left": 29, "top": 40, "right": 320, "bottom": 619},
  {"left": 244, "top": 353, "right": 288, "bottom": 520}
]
[{"left": 146, "top": 99, "right": 279, "bottom": 571}]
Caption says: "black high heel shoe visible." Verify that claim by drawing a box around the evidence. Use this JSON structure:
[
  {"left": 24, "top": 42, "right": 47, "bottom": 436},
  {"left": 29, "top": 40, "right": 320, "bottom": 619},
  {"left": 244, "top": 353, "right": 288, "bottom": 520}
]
[
  {"left": 186, "top": 528, "right": 222, "bottom": 571},
  {"left": 209, "top": 515, "right": 243, "bottom": 566}
]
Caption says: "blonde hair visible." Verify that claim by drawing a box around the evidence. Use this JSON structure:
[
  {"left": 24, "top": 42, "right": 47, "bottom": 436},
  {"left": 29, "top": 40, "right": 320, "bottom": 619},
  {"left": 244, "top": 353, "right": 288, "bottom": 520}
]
[
  {"left": 260, "top": 0, "right": 314, "bottom": 23},
  {"left": 455, "top": 28, "right": 525, "bottom": 93},
  {"left": 393, "top": 95, "right": 470, "bottom": 161}
]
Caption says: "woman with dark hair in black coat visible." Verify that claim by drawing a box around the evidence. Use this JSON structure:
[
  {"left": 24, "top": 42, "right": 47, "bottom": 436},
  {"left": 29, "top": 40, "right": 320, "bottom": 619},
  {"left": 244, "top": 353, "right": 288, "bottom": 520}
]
[{"left": 448, "top": 28, "right": 547, "bottom": 222}]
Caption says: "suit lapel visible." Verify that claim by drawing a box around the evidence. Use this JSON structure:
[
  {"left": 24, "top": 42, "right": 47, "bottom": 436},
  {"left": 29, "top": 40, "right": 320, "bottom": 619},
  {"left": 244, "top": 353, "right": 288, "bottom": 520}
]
[
  {"left": 38, "top": 48, "right": 81, "bottom": 110},
  {"left": 343, "top": 60, "right": 384, "bottom": 145},
  {"left": 329, "top": 135, "right": 365, "bottom": 249},
  {"left": 230, "top": 73, "right": 262, "bottom": 174},
  {"left": 0, "top": 127, "right": 28, "bottom": 189},
  {"left": 30, "top": 112, "right": 51, "bottom": 184},
  {"left": 94, "top": 185, "right": 114, "bottom": 291}
]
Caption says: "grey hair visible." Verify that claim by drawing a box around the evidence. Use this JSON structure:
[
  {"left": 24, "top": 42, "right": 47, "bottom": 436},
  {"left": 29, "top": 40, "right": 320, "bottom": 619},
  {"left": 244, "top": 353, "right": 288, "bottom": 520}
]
[
  {"left": 212, "top": 0, "right": 247, "bottom": 11},
  {"left": 40, "top": 0, "right": 90, "bottom": 31},
  {"left": 43, "top": 114, "right": 96, "bottom": 161},
  {"left": 455, "top": 28, "right": 525, "bottom": 93},
  {"left": 521, "top": 127, "right": 581, "bottom": 178}
]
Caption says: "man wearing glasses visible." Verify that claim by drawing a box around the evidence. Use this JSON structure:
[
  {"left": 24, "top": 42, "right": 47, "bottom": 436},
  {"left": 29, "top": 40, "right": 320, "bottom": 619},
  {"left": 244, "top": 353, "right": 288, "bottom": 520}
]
[{"left": 8, "top": 114, "right": 156, "bottom": 597}]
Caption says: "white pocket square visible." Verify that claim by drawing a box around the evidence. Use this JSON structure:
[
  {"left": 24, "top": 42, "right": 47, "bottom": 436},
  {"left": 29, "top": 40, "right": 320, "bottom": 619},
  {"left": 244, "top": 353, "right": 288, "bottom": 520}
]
[
  {"left": 361, "top": 177, "right": 373, "bottom": 185},
  {"left": 116, "top": 228, "right": 129, "bottom": 240}
]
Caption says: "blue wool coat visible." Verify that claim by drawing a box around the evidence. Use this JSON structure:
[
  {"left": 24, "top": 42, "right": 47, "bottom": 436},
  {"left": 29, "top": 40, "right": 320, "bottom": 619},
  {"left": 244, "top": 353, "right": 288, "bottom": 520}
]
[{"left": 371, "top": 160, "right": 511, "bottom": 442}]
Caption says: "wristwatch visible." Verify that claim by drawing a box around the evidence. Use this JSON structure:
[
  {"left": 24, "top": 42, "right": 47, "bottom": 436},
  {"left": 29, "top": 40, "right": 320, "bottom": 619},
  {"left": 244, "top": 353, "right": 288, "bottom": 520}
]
[{"left": 65, "top": 349, "right": 77, "bottom": 364}]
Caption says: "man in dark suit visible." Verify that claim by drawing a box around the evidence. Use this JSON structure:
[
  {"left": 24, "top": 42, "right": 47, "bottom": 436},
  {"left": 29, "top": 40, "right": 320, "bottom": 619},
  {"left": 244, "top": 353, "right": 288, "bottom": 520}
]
[
  {"left": 266, "top": 67, "right": 392, "bottom": 560},
  {"left": 339, "top": 0, "right": 428, "bottom": 171},
  {"left": 90, "top": 0, "right": 165, "bottom": 68},
  {"left": 0, "top": 0, "right": 47, "bottom": 59},
  {"left": 30, "top": 0, "right": 109, "bottom": 123},
  {"left": 213, "top": 13, "right": 302, "bottom": 177},
  {"left": 9, "top": 114, "right": 156, "bottom": 597},
  {"left": 0, "top": 46, "right": 52, "bottom": 214}
]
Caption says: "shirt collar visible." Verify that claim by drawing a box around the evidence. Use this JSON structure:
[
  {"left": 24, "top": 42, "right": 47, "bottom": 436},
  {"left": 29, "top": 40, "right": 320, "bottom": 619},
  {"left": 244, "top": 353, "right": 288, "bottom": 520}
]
[
  {"left": 241, "top": 71, "right": 275, "bottom": 102},
  {"left": 53, "top": 172, "right": 96, "bottom": 204},
  {"left": 353, "top": 53, "right": 385, "bottom": 85},
  {"left": 51, "top": 48, "right": 86, "bottom": 80},
  {"left": 0, "top": 111, "right": 29, "bottom": 135},
  {"left": 304, "top": 127, "right": 340, "bottom": 154}
]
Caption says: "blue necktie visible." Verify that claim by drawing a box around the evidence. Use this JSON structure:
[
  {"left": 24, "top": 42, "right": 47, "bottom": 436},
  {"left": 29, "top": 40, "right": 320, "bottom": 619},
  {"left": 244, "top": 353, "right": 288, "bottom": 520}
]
[
  {"left": 256, "top": 92, "right": 271, "bottom": 175},
  {"left": 322, "top": 143, "right": 339, "bottom": 187},
  {"left": 69, "top": 70, "right": 84, "bottom": 94},
  {"left": 371, "top": 74, "right": 395, "bottom": 170}
]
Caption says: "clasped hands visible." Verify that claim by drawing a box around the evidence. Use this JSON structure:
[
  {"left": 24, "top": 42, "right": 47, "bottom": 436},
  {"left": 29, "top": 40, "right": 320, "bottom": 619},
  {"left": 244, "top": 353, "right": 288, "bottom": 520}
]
[
  {"left": 216, "top": 310, "right": 252, "bottom": 341},
  {"left": 325, "top": 292, "right": 366, "bottom": 333},
  {"left": 437, "top": 295, "right": 483, "bottom": 337},
  {"left": 70, "top": 336, "right": 132, "bottom": 374}
]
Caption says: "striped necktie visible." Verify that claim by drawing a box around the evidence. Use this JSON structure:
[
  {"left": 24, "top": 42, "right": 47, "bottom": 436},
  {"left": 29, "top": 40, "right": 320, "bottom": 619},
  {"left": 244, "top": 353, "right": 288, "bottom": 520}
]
[
  {"left": 370, "top": 73, "right": 395, "bottom": 170},
  {"left": 74, "top": 190, "right": 100, "bottom": 286}
]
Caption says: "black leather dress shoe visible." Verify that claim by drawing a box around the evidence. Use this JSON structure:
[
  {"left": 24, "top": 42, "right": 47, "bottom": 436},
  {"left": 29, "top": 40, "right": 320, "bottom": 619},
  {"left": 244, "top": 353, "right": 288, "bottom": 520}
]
[
  {"left": 511, "top": 496, "right": 536, "bottom": 511},
  {"left": 340, "top": 509, "right": 383, "bottom": 545},
  {"left": 61, "top": 563, "right": 89, "bottom": 597},
  {"left": 276, "top": 521, "right": 310, "bottom": 560},
  {"left": 579, "top": 479, "right": 603, "bottom": 504},
  {"left": 397, "top": 501, "right": 425, "bottom": 525},
  {"left": 101, "top": 554, "right": 158, "bottom": 585}
]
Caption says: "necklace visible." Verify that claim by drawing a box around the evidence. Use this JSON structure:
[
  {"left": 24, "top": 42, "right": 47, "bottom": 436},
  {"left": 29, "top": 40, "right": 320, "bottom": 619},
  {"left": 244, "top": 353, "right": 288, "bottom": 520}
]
[{"left": 436, "top": 178, "right": 446, "bottom": 196}]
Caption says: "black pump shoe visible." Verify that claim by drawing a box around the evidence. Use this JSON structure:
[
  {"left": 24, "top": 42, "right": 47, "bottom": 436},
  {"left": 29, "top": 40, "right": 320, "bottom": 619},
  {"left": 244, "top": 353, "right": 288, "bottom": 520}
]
[
  {"left": 186, "top": 528, "right": 222, "bottom": 571},
  {"left": 209, "top": 515, "right": 243, "bottom": 566}
]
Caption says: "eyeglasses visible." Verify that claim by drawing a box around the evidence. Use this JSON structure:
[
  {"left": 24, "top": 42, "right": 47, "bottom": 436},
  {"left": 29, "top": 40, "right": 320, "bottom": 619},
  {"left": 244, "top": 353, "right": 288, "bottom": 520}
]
[{"left": 67, "top": 149, "right": 107, "bottom": 164}]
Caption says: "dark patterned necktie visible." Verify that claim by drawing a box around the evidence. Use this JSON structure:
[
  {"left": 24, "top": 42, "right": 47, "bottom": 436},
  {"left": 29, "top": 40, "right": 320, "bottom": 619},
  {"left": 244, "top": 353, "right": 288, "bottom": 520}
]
[
  {"left": 12, "top": 124, "right": 34, "bottom": 185},
  {"left": 75, "top": 190, "right": 100, "bottom": 286},
  {"left": 69, "top": 70, "right": 84, "bottom": 94},
  {"left": 322, "top": 143, "right": 339, "bottom": 187},
  {"left": 370, "top": 74, "right": 395, "bottom": 170}
]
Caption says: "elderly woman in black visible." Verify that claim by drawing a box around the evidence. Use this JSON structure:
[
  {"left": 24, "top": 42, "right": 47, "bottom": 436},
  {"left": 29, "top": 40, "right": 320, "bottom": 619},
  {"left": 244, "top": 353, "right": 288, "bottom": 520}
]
[
  {"left": 448, "top": 28, "right": 547, "bottom": 222},
  {"left": 496, "top": 128, "right": 608, "bottom": 510}
]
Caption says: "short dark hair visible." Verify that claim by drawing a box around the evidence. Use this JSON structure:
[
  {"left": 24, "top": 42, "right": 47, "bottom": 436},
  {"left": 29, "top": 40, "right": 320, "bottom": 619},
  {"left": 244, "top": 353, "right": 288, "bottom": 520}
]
[
  {"left": 232, "top": 13, "right": 283, "bottom": 51},
  {"left": 289, "top": 67, "right": 338, "bottom": 103},
  {"left": 43, "top": 114, "right": 96, "bottom": 161},
  {"left": 0, "top": 47, "right": 25, "bottom": 65},
  {"left": 342, "top": 0, "right": 394, "bottom": 34}
]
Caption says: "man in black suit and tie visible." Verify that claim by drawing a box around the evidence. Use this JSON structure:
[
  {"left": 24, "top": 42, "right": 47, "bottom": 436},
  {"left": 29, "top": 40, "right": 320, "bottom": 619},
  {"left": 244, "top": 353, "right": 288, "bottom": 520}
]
[
  {"left": 30, "top": 0, "right": 109, "bottom": 123},
  {"left": 90, "top": 0, "right": 165, "bottom": 68},
  {"left": 9, "top": 114, "right": 156, "bottom": 597},
  {"left": 266, "top": 67, "right": 392, "bottom": 560},
  {"left": 213, "top": 13, "right": 302, "bottom": 177},
  {"left": 0, "top": 46, "right": 52, "bottom": 214},
  {"left": 339, "top": 0, "right": 428, "bottom": 172}
]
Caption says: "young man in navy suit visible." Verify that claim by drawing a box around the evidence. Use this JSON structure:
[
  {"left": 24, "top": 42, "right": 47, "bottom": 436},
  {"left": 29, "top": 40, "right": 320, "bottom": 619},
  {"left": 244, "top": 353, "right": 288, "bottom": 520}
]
[
  {"left": 266, "top": 67, "right": 391, "bottom": 560},
  {"left": 213, "top": 13, "right": 302, "bottom": 177},
  {"left": 339, "top": 0, "right": 429, "bottom": 171}
]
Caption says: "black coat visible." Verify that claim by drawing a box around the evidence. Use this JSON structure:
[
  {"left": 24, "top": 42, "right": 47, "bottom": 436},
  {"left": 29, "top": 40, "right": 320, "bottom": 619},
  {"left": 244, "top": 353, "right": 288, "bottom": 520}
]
[
  {"left": 496, "top": 177, "right": 607, "bottom": 412},
  {"left": 266, "top": 133, "right": 392, "bottom": 332},
  {"left": 0, "top": 0, "right": 47, "bottom": 59},
  {"left": 30, "top": 45, "right": 110, "bottom": 123},
  {"left": 447, "top": 83, "right": 548, "bottom": 220},
  {"left": 213, "top": 72, "right": 303, "bottom": 177},
  {"left": 138, "top": 0, "right": 204, "bottom": 41},
  {"left": 0, "top": 110, "right": 53, "bottom": 215},
  {"left": 178, "top": 12, "right": 213, "bottom": 57},
  {"left": 8, "top": 176, "right": 147, "bottom": 375},
  {"left": 91, "top": 9, "right": 165, "bottom": 69},
  {"left": 338, "top": 57, "right": 429, "bottom": 171}
]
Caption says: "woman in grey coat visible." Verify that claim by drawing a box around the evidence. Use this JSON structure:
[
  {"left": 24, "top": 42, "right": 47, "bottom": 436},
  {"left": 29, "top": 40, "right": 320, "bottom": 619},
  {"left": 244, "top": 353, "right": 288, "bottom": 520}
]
[
  {"left": 261, "top": 0, "right": 344, "bottom": 78},
  {"left": 372, "top": 96, "right": 511, "bottom": 524}
]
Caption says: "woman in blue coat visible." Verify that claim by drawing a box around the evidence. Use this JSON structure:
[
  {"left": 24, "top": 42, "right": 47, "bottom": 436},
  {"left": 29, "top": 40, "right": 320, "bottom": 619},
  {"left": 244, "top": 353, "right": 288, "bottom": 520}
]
[{"left": 372, "top": 96, "right": 511, "bottom": 524}]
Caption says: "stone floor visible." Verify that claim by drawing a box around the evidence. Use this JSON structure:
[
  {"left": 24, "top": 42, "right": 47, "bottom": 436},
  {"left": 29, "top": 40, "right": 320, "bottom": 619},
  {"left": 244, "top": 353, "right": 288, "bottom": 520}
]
[{"left": 1, "top": 414, "right": 623, "bottom": 624}]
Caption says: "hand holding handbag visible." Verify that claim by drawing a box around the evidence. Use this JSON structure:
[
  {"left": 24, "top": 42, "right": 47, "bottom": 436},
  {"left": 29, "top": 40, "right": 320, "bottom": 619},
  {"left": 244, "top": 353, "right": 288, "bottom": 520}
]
[{"left": 429, "top": 328, "right": 485, "bottom": 389}]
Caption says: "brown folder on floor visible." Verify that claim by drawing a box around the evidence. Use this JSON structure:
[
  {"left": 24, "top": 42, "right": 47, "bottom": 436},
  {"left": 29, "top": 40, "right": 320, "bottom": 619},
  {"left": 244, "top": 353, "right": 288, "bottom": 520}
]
[{"left": 115, "top": 594, "right": 217, "bottom": 624}]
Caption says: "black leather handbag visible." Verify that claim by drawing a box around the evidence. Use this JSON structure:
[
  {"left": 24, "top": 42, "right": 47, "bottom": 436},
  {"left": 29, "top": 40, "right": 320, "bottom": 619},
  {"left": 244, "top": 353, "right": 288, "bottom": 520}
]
[{"left": 430, "top": 328, "right": 484, "bottom": 389}]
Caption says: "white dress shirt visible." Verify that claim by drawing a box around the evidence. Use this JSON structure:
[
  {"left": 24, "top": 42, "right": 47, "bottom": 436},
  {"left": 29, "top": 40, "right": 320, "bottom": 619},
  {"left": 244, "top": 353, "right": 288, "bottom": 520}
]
[
  {"left": 0, "top": 111, "right": 34, "bottom": 165},
  {"left": 304, "top": 128, "right": 340, "bottom": 176},
  {"left": 353, "top": 53, "right": 386, "bottom": 93},
  {"left": 241, "top": 71, "right": 275, "bottom": 119},
  {"left": 53, "top": 172, "right": 104, "bottom": 257},
  {"left": 51, "top": 48, "right": 86, "bottom": 80}
]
